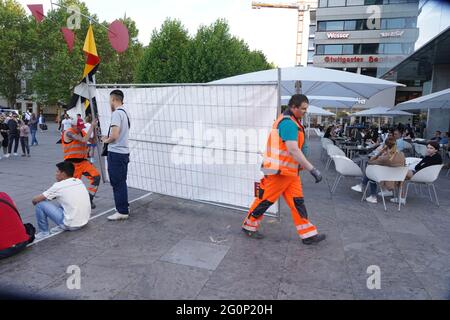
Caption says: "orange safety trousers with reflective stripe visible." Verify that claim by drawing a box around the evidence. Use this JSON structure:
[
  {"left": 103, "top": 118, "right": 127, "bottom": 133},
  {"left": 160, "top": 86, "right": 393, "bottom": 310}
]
[
  {"left": 242, "top": 175, "right": 318, "bottom": 240},
  {"left": 72, "top": 160, "right": 100, "bottom": 196},
  {"left": 62, "top": 128, "right": 100, "bottom": 196}
]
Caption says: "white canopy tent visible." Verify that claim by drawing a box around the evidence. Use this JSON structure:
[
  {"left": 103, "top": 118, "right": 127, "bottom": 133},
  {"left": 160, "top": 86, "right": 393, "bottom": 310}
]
[
  {"left": 393, "top": 88, "right": 450, "bottom": 110},
  {"left": 211, "top": 66, "right": 404, "bottom": 100}
]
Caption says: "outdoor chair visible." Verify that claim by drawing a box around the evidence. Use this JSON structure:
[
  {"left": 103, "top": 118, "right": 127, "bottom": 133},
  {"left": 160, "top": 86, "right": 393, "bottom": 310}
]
[
  {"left": 413, "top": 143, "right": 428, "bottom": 158},
  {"left": 363, "top": 165, "right": 409, "bottom": 212},
  {"left": 403, "top": 141, "right": 414, "bottom": 157},
  {"left": 321, "top": 138, "right": 334, "bottom": 161},
  {"left": 325, "top": 145, "right": 346, "bottom": 170},
  {"left": 405, "top": 164, "right": 444, "bottom": 207},
  {"left": 327, "top": 155, "right": 363, "bottom": 195}
]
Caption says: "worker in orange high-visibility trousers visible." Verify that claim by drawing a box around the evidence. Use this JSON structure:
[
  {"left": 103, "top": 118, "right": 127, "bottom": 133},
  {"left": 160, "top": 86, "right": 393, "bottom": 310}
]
[
  {"left": 62, "top": 118, "right": 100, "bottom": 210},
  {"left": 242, "top": 94, "right": 326, "bottom": 245}
]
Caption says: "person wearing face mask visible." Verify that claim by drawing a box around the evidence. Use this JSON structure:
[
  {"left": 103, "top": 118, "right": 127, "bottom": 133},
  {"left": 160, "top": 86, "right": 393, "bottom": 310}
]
[
  {"left": 391, "top": 141, "right": 443, "bottom": 205},
  {"left": 241, "top": 94, "right": 326, "bottom": 246}
]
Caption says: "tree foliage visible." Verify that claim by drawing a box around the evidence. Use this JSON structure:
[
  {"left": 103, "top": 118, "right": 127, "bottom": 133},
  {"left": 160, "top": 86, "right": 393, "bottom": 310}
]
[
  {"left": 137, "top": 18, "right": 275, "bottom": 84},
  {"left": 0, "top": 0, "right": 35, "bottom": 107}
]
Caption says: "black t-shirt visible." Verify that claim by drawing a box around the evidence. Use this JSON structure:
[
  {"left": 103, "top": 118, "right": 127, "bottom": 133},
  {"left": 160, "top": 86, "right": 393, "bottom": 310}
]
[{"left": 415, "top": 153, "right": 443, "bottom": 173}]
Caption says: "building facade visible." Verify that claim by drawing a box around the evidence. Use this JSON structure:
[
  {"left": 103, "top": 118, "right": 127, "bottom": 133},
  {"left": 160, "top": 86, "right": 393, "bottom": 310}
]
[{"left": 312, "top": 0, "right": 420, "bottom": 77}]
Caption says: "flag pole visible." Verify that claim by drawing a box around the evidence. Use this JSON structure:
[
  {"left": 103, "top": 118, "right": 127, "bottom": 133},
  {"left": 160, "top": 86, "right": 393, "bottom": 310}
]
[{"left": 85, "top": 21, "right": 106, "bottom": 183}]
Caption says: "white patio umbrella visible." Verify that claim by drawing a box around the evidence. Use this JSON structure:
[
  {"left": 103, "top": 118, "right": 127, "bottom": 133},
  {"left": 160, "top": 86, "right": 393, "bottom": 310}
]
[
  {"left": 393, "top": 88, "right": 450, "bottom": 110},
  {"left": 211, "top": 66, "right": 404, "bottom": 100},
  {"left": 351, "top": 107, "right": 413, "bottom": 132},
  {"left": 351, "top": 106, "right": 413, "bottom": 117}
]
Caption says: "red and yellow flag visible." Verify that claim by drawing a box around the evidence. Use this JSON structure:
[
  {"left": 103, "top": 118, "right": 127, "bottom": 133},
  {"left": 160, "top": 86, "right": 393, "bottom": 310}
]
[{"left": 83, "top": 25, "right": 100, "bottom": 79}]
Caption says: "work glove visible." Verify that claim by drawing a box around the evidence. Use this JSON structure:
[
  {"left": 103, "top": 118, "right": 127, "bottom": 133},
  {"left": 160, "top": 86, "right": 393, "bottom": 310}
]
[{"left": 310, "top": 168, "right": 323, "bottom": 184}]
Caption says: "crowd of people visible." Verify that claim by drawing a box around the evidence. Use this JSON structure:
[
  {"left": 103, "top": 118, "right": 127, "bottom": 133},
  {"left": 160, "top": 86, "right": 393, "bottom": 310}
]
[
  {"left": 1, "top": 90, "right": 131, "bottom": 259},
  {"left": 0, "top": 111, "right": 45, "bottom": 160},
  {"left": 322, "top": 122, "right": 448, "bottom": 206}
]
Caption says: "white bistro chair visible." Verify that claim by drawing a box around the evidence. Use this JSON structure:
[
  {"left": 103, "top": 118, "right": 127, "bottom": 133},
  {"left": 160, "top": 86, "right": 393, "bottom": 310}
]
[
  {"left": 327, "top": 155, "right": 363, "bottom": 195},
  {"left": 413, "top": 143, "right": 428, "bottom": 158},
  {"left": 405, "top": 164, "right": 444, "bottom": 207},
  {"left": 325, "top": 145, "right": 346, "bottom": 171},
  {"left": 363, "top": 165, "right": 409, "bottom": 212},
  {"left": 321, "top": 138, "right": 334, "bottom": 161}
]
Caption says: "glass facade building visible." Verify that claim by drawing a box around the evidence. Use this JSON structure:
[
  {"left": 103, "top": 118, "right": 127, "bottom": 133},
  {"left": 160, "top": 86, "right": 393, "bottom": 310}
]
[{"left": 311, "top": 0, "right": 420, "bottom": 77}]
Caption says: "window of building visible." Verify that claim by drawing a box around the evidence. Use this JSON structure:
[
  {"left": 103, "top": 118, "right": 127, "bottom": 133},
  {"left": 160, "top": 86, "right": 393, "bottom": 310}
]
[
  {"left": 361, "top": 43, "right": 379, "bottom": 54},
  {"left": 326, "top": 20, "right": 345, "bottom": 31},
  {"left": 15, "top": 103, "right": 22, "bottom": 110},
  {"left": 360, "top": 68, "right": 378, "bottom": 77},
  {"left": 327, "top": 0, "right": 346, "bottom": 7},
  {"left": 316, "top": 45, "right": 325, "bottom": 55},
  {"left": 346, "top": 0, "right": 365, "bottom": 5},
  {"left": 344, "top": 68, "right": 358, "bottom": 73},
  {"left": 308, "top": 39, "right": 315, "bottom": 50},
  {"left": 319, "top": 0, "right": 328, "bottom": 7},
  {"left": 318, "top": 21, "right": 327, "bottom": 32},
  {"left": 405, "top": 17, "right": 417, "bottom": 28},
  {"left": 324, "top": 44, "right": 343, "bottom": 54},
  {"left": 387, "top": 18, "right": 404, "bottom": 29},
  {"left": 344, "top": 20, "right": 357, "bottom": 31},
  {"left": 365, "top": 0, "right": 383, "bottom": 4},
  {"left": 307, "top": 51, "right": 315, "bottom": 62},
  {"left": 342, "top": 44, "right": 354, "bottom": 54}
]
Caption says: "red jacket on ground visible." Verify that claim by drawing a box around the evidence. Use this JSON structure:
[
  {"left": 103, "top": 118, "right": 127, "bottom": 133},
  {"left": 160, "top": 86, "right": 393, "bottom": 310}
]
[{"left": 0, "top": 193, "right": 29, "bottom": 251}]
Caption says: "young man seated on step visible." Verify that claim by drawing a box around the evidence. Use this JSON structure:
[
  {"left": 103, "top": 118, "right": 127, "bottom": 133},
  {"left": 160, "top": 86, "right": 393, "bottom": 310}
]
[{"left": 32, "top": 161, "right": 91, "bottom": 240}]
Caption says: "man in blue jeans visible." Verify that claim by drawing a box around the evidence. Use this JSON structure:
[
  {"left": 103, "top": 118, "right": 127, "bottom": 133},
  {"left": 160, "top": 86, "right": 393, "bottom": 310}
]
[
  {"left": 102, "top": 90, "right": 131, "bottom": 221},
  {"left": 32, "top": 162, "right": 91, "bottom": 240}
]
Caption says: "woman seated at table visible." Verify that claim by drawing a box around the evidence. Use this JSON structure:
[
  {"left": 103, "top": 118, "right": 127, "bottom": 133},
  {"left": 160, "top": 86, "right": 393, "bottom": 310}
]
[
  {"left": 324, "top": 125, "right": 337, "bottom": 144},
  {"left": 351, "top": 137, "right": 406, "bottom": 204},
  {"left": 403, "top": 128, "right": 415, "bottom": 141},
  {"left": 390, "top": 141, "right": 443, "bottom": 205}
]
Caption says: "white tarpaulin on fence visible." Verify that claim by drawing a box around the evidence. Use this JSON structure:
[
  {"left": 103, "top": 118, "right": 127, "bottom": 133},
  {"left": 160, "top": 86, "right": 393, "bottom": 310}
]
[{"left": 95, "top": 84, "right": 280, "bottom": 213}]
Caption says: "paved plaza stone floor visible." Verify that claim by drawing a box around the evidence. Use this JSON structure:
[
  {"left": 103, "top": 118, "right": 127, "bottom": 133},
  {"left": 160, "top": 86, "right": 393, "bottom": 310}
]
[{"left": 1, "top": 124, "right": 450, "bottom": 300}]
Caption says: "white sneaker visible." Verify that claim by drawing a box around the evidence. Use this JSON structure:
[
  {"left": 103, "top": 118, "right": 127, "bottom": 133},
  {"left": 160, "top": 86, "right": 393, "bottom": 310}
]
[
  {"left": 351, "top": 184, "right": 363, "bottom": 193},
  {"left": 378, "top": 190, "right": 394, "bottom": 197},
  {"left": 366, "top": 196, "right": 378, "bottom": 204},
  {"left": 4, "top": 154, "right": 10, "bottom": 158},
  {"left": 50, "top": 226, "right": 66, "bottom": 234},
  {"left": 107, "top": 212, "right": 129, "bottom": 221},
  {"left": 390, "top": 198, "right": 406, "bottom": 205},
  {"left": 13, "top": 153, "right": 19, "bottom": 156},
  {"left": 35, "top": 232, "right": 50, "bottom": 240}
]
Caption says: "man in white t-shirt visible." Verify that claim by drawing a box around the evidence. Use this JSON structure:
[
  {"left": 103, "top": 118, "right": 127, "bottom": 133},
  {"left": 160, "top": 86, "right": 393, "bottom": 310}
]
[
  {"left": 61, "top": 115, "right": 72, "bottom": 132},
  {"left": 32, "top": 161, "right": 91, "bottom": 240}
]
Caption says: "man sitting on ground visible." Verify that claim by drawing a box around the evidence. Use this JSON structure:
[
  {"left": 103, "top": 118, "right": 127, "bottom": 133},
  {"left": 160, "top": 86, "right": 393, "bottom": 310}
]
[{"left": 32, "top": 162, "right": 91, "bottom": 240}]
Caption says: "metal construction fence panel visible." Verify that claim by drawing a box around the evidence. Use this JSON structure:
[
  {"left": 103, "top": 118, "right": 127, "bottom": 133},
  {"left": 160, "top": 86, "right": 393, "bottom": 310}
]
[{"left": 95, "top": 83, "right": 280, "bottom": 214}]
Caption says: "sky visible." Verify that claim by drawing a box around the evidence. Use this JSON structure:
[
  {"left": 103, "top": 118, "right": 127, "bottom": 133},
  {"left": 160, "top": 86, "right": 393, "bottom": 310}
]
[
  {"left": 17, "top": 0, "right": 450, "bottom": 67},
  {"left": 18, "top": 0, "right": 300, "bottom": 67}
]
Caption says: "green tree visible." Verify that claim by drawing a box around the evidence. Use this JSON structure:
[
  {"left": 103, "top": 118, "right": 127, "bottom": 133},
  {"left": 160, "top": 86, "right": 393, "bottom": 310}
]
[
  {"left": 136, "top": 19, "right": 274, "bottom": 84},
  {"left": 0, "top": 0, "right": 35, "bottom": 107},
  {"left": 135, "top": 19, "right": 190, "bottom": 83}
]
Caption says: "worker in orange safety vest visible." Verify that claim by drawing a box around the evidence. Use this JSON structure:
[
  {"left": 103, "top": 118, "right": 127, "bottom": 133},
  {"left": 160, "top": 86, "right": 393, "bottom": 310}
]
[
  {"left": 62, "top": 118, "right": 100, "bottom": 209},
  {"left": 242, "top": 94, "right": 326, "bottom": 245}
]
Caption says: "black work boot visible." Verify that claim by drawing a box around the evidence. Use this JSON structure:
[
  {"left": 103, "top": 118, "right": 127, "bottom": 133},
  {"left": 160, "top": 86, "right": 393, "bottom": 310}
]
[
  {"left": 302, "top": 234, "right": 327, "bottom": 245},
  {"left": 89, "top": 194, "right": 96, "bottom": 210},
  {"left": 242, "top": 228, "right": 265, "bottom": 240}
]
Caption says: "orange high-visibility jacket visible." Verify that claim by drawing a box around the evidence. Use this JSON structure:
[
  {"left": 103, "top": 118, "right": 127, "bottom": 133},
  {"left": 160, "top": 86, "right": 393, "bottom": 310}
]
[
  {"left": 62, "top": 128, "right": 88, "bottom": 161},
  {"left": 262, "top": 112, "right": 305, "bottom": 176}
]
